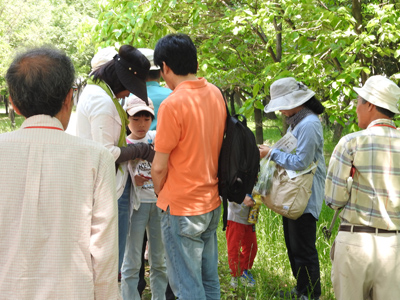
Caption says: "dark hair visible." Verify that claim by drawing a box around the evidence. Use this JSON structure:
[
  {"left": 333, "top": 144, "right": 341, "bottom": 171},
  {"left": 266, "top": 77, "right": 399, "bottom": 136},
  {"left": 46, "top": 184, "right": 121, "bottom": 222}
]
[
  {"left": 5, "top": 47, "right": 75, "bottom": 118},
  {"left": 148, "top": 70, "right": 161, "bottom": 81},
  {"left": 92, "top": 45, "right": 149, "bottom": 96},
  {"left": 92, "top": 59, "right": 125, "bottom": 96},
  {"left": 154, "top": 33, "right": 197, "bottom": 75},
  {"left": 360, "top": 98, "right": 394, "bottom": 118},
  {"left": 127, "top": 110, "right": 154, "bottom": 120},
  {"left": 303, "top": 96, "right": 325, "bottom": 115}
]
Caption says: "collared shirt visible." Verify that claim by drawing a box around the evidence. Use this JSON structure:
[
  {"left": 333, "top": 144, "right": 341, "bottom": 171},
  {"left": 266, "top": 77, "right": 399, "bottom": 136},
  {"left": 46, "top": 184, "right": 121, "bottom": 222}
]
[
  {"left": 146, "top": 81, "right": 172, "bottom": 130},
  {"left": 270, "top": 114, "right": 326, "bottom": 220},
  {"left": 0, "top": 115, "right": 120, "bottom": 299},
  {"left": 155, "top": 77, "right": 226, "bottom": 216},
  {"left": 325, "top": 118, "right": 400, "bottom": 230}
]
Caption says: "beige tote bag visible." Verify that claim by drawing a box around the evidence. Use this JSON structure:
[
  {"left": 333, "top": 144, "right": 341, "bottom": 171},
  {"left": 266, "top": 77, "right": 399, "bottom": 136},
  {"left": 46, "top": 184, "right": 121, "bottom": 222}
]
[{"left": 261, "top": 164, "right": 316, "bottom": 220}]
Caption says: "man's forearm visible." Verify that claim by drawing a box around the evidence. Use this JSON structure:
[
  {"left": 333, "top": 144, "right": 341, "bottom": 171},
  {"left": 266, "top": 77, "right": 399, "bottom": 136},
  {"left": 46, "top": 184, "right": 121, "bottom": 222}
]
[
  {"left": 152, "top": 168, "right": 167, "bottom": 195},
  {"left": 151, "top": 152, "right": 170, "bottom": 195}
]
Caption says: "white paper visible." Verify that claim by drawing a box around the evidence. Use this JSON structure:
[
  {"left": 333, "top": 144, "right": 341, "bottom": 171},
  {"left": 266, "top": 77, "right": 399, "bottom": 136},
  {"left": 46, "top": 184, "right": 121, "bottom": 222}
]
[
  {"left": 271, "top": 131, "right": 317, "bottom": 179},
  {"left": 271, "top": 131, "right": 297, "bottom": 153}
]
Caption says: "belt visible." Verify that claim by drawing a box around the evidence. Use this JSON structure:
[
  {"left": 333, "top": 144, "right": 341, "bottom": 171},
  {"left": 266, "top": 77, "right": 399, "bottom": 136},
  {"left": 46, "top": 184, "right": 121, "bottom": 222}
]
[{"left": 339, "top": 225, "right": 399, "bottom": 234}]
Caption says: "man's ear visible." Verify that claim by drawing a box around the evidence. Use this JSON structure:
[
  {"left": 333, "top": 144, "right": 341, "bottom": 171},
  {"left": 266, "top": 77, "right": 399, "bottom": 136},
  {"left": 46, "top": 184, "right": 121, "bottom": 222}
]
[
  {"left": 367, "top": 102, "right": 375, "bottom": 112},
  {"left": 63, "top": 89, "right": 74, "bottom": 112},
  {"left": 8, "top": 96, "right": 22, "bottom": 116},
  {"left": 162, "top": 62, "right": 170, "bottom": 74}
]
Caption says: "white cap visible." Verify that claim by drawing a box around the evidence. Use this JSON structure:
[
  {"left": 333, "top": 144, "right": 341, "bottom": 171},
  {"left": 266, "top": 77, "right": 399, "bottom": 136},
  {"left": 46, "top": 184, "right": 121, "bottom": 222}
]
[
  {"left": 123, "top": 94, "right": 154, "bottom": 116},
  {"left": 90, "top": 47, "right": 118, "bottom": 73},
  {"left": 138, "top": 48, "right": 159, "bottom": 70},
  {"left": 353, "top": 75, "right": 400, "bottom": 114}
]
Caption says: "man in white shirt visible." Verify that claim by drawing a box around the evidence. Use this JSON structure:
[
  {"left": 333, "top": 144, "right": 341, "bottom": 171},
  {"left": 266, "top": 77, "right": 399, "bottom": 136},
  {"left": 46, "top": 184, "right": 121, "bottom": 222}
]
[{"left": 0, "top": 47, "right": 120, "bottom": 299}]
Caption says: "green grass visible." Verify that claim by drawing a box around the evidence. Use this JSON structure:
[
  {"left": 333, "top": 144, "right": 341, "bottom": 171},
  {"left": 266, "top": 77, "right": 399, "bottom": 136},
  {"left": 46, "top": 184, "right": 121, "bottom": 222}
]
[
  {"left": 0, "top": 113, "right": 23, "bottom": 133},
  {"left": 216, "top": 204, "right": 338, "bottom": 300}
]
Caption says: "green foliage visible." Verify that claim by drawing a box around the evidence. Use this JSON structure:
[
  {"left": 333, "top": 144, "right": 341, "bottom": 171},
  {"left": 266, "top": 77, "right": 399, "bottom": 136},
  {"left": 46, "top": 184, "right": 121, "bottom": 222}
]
[
  {"left": 95, "top": 0, "right": 400, "bottom": 140},
  {"left": 0, "top": 113, "right": 23, "bottom": 133},
  {"left": 0, "top": 0, "right": 99, "bottom": 91}
]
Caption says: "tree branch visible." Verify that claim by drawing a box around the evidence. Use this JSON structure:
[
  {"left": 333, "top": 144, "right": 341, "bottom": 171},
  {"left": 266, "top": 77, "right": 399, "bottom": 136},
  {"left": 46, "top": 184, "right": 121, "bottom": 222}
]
[{"left": 352, "top": 0, "right": 363, "bottom": 34}]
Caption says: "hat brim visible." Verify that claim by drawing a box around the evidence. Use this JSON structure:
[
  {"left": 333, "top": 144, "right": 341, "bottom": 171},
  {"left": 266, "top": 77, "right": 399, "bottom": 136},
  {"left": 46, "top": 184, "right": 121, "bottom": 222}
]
[
  {"left": 115, "top": 62, "right": 148, "bottom": 104},
  {"left": 264, "top": 89, "right": 315, "bottom": 113},
  {"left": 127, "top": 106, "right": 155, "bottom": 117},
  {"left": 353, "top": 87, "right": 400, "bottom": 114}
]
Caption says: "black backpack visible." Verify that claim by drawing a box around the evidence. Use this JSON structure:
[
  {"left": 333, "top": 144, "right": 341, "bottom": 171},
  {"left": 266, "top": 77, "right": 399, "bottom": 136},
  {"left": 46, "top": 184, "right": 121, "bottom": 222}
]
[{"left": 217, "top": 90, "right": 260, "bottom": 230}]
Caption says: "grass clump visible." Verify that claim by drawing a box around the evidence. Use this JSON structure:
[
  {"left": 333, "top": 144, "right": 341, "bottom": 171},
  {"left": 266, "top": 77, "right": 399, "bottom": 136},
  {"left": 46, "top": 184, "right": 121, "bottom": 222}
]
[{"left": 217, "top": 204, "right": 338, "bottom": 300}]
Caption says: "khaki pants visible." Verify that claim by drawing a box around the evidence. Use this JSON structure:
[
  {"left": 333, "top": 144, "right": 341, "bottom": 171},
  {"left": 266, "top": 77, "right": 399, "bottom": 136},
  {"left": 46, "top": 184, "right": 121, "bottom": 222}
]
[{"left": 331, "top": 230, "right": 400, "bottom": 300}]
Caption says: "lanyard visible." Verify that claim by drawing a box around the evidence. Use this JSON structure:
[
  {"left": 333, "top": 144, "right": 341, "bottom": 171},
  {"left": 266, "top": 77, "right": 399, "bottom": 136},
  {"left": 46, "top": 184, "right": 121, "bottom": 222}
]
[
  {"left": 24, "top": 126, "right": 63, "bottom": 131},
  {"left": 371, "top": 124, "right": 397, "bottom": 129}
]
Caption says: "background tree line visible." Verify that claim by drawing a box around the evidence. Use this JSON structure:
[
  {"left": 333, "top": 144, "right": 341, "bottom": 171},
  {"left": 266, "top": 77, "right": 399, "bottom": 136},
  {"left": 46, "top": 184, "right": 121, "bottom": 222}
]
[
  {"left": 95, "top": 0, "right": 400, "bottom": 142},
  {"left": 0, "top": 0, "right": 98, "bottom": 109},
  {"left": 1, "top": 0, "right": 400, "bottom": 143}
]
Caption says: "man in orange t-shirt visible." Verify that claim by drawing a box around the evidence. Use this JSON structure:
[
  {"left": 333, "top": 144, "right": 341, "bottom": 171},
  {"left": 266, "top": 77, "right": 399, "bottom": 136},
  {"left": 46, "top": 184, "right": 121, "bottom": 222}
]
[{"left": 151, "top": 33, "right": 226, "bottom": 300}]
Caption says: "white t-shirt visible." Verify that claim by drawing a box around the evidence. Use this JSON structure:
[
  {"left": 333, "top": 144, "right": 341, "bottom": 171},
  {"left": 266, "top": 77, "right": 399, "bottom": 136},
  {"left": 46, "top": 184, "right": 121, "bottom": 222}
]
[{"left": 127, "top": 130, "right": 157, "bottom": 209}]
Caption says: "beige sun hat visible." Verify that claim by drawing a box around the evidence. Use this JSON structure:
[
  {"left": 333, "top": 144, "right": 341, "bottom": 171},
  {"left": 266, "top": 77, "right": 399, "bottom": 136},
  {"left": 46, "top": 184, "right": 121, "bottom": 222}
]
[
  {"left": 124, "top": 94, "right": 154, "bottom": 116},
  {"left": 353, "top": 75, "right": 400, "bottom": 114},
  {"left": 264, "top": 77, "right": 315, "bottom": 113},
  {"left": 138, "top": 48, "right": 159, "bottom": 70}
]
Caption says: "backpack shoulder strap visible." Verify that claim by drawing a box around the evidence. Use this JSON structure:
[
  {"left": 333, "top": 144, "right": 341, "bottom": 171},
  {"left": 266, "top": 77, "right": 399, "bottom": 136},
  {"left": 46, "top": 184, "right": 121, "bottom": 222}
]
[
  {"left": 215, "top": 85, "right": 229, "bottom": 231},
  {"left": 215, "top": 85, "right": 230, "bottom": 118}
]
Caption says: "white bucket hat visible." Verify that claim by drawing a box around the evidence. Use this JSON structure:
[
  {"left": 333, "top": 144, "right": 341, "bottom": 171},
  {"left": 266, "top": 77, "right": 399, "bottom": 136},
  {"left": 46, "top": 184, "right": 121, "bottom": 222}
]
[
  {"left": 124, "top": 94, "right": 154, "bottom": 117},
  {"left": 353, "top": 75, "right": 400, "bottom": 114},
  {"left": 264, "top": 77, "right": 315, "bottom": 113},
  {"left": 138, "top": 48, "right": 159, "bottom": 70}
]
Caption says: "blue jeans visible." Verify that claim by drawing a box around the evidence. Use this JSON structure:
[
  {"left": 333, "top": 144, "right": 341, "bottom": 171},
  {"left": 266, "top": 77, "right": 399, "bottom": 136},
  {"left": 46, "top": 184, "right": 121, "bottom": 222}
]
[
  {"left": 121, "top": 203, "right": 168, "bottom": 300},
  {"left": 161, "top": 205, "right": 221, "bottom": 300},
  {"left": 118, "top": 178, "right": 130, "bottom": 272}
]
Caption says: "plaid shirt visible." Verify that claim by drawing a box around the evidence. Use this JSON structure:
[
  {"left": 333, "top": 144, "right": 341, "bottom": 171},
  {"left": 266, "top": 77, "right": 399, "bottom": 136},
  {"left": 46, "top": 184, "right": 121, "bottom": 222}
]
[{"left": 325, "top": 118, "right": 400, "bottom": 230}]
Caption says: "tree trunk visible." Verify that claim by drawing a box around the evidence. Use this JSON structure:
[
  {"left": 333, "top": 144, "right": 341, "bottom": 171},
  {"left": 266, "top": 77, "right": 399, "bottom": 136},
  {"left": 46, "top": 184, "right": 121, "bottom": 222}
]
[
  {"left": 273, "top": 17, "right": 282, "bottom": 62},
  {"left": 352, "top": 0, "right": 368, "bottom": 84},
  {"left": 333, "top": 123, "right": 343, "bottom": 141},
  {"left": 3, "top": 95, "right": 9, "bottom": 114},
  {"left": 263, "top": 96, "right": 277, "bottom": 120},
  {"left": 254, "top": 107, "right": 264, "bottom": 144}
]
